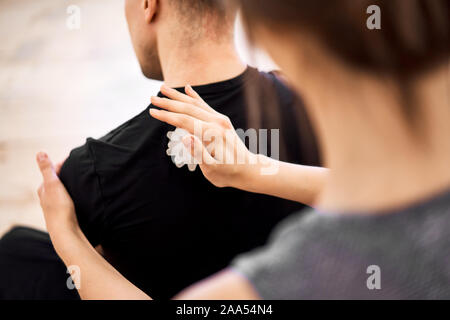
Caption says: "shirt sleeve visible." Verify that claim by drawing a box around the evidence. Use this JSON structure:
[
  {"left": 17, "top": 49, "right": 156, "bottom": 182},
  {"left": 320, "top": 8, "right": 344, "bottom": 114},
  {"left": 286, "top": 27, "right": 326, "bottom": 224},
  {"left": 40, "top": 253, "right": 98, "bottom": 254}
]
[
  {"left": 59, "top": 139, "right": 107, "bottom": 247},
  {"left": 230, "top": 211, "right": 384, "bottom": 299},
  {"left": 230, "top": 212, "right": 313, "bottom": 299}
]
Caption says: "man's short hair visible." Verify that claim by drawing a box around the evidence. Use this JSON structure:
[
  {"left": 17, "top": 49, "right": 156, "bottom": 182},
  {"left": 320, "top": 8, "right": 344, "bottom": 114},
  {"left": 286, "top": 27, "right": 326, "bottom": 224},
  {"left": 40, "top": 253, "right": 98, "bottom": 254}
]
[
  {"left": 170, "top": 0, "right": 236, "bottom": 34},
  {"left": 172, "top": 0, "right": 227, "bottom": 17}
]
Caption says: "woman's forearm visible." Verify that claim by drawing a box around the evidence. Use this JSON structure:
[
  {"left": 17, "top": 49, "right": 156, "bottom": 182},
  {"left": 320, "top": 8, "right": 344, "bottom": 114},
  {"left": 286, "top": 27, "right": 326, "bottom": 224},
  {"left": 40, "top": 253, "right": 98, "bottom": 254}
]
[
  {"left": 52, "top": 227, "right": 260, "bottom": 300},
  {"left": 51, "top": 227, "right": 151, "bottom": 300},
  {"left": 239, "top": 155, "right": 328, "bottom": 206}
]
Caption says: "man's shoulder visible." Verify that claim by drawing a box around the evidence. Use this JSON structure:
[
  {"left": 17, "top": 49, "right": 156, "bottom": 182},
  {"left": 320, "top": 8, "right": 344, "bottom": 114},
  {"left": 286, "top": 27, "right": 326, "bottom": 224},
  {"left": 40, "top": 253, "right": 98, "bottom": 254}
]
[
  {"left": 252, "top": 69, "right": 297, "bottom": 100},
  {"left": 247, "top": 68, "right": 307, "bottom": 120},
  {"left": 97, "top": 105, "right": 157, "bottom": 144},
  {"left": 60, "top": 105, "right": 170, "bottom": 183}
]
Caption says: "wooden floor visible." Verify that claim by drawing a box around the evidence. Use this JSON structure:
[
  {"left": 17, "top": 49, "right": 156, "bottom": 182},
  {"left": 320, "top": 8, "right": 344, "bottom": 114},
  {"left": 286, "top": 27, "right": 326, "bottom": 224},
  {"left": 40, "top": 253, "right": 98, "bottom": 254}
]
[{"left": 0, "top": 0, "right": 162, "bottom": 236}]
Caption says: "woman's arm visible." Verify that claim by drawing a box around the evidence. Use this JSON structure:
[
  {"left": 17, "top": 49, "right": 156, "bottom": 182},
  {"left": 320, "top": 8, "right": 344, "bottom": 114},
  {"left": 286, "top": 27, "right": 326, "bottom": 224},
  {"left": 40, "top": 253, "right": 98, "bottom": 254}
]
[
  {"left": 150, "top": 85, "right": 328, "bottom": 206},
  {"left": 54, "top": 227, "right": 151, "bottom": 300},
  {"left": 36, "top": 152, "right": 258, "bottom": 300},
  {"left": 58, "top": 228, "right": 257, "bottom": 300},
  {"left": 36, "top": 152, "right": 149, "bottom": 300},
  {"left": 174, "top": 269, "right": 260, "bottom": 300},
  {"left": 242, "top": 155, "right": 328, "bottom": 205}
]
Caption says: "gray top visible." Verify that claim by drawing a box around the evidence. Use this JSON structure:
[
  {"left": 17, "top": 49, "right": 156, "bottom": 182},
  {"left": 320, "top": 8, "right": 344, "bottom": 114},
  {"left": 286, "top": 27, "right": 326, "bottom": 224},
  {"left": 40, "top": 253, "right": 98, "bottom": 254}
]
[{"left": 232, "top": 189, "right": 450, "bottom": 299}]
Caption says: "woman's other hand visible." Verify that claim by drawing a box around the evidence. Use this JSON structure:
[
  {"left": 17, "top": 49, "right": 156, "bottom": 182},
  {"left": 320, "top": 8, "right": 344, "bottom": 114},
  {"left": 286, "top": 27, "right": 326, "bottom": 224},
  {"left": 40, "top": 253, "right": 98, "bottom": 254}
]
[{"left": 36, "top": 152, "right": 79, "bottom": 245}]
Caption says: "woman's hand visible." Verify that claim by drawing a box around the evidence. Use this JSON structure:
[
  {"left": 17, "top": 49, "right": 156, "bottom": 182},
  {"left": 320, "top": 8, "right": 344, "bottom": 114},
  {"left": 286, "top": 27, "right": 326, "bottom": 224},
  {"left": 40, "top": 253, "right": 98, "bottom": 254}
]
[
  {"left": 36, "top": 152, "right": 80, "bottom": 246},
  {"left": 150, "top": 85, "right": 328, "bottom": 206},
  {"left": 150, "top": 85, "right": 257, "bottom": 189}
]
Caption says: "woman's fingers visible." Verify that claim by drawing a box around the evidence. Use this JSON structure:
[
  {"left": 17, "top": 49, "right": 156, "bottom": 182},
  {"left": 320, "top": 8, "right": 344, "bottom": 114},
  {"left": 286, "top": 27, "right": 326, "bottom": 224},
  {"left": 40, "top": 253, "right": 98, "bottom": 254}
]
[
  {"left": 160, "top": 85, "right": 196, "bottom": 105},
  {"left": 184, "top": 85, "right": 201, "bottom": 99},
  {"left": 159, "top": 84, "right": 218, "bottom": 114},
  {"left": 184, "top": 85, "right": 218, "bottom": 114},
  {"left": 54, "top": 156, "right": 68, "bottom": 176},
  {"left": 160, "top": 84, "right": 215, "bottom": 114},
  {"left": 151, "top": 96, "right": 217, "bottom": 123},
  {"left": 182, "top": 134, "right": 216, "bottom": 166},
  {"left": 150, "top": 108, "right": 212, "bottom": 136},
  {"left": 55, "top": 162, "right": 64, "bottom": 176}
]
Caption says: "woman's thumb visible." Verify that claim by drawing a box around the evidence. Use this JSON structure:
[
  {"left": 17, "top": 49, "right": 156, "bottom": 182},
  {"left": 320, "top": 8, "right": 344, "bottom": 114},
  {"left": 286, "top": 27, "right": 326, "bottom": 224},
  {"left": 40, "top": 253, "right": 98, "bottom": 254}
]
[{"left": 36, "top": 152, "right": 56, "bottom": 182}]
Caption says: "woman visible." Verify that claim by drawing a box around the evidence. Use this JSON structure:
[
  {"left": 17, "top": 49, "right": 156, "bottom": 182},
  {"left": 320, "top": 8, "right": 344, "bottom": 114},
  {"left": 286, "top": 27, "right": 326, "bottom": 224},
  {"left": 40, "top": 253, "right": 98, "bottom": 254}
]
[{"left": 37, "top": 0, "right": 449, "bottom": 299}]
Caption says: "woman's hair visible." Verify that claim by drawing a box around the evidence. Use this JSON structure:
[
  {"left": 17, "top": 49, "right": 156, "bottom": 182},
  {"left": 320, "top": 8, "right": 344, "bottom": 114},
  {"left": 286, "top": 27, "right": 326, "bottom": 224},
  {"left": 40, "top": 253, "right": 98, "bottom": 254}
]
[
  {"left": 233, "top": 0, "right": 448, "bottom": 134},
  {"left": 237, "top": 0, "right": 449, "bottom": 77}
]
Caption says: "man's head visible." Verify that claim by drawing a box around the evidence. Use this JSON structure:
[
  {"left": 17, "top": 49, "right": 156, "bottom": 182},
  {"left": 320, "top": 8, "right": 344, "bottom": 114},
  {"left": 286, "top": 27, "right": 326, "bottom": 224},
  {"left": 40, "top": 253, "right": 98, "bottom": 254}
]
[{"left": 125, "top": 0, "right": 236, "bottom": 80}]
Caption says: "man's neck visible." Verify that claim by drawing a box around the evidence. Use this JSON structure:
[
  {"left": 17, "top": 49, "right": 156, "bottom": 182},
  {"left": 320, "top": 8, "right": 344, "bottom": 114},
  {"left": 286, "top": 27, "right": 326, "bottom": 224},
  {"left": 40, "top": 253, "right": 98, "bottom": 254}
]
[{"left": 158, "top": 37, "right": 247, "bottom": 88}]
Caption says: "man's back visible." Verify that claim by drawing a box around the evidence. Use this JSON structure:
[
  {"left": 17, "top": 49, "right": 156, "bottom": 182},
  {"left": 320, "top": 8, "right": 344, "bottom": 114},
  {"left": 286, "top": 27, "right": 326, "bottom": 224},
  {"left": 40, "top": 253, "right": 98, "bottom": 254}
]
[{"left": 59, "top": 68, "right": 320, "bottom": 299}]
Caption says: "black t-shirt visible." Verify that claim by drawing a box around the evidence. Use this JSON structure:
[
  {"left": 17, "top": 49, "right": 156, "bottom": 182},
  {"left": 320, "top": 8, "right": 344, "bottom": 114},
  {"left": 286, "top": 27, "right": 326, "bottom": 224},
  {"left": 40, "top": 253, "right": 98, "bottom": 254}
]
[{"left": 59, "top": 67, "right": 320, "bottom": 299}]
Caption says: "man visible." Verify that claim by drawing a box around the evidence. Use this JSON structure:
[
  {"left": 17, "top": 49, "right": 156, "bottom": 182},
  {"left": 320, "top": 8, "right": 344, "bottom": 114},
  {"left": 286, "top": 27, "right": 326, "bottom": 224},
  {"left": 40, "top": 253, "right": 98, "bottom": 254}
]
[{"left": 0, "top": 0, "right": 319, "bottom": 299}]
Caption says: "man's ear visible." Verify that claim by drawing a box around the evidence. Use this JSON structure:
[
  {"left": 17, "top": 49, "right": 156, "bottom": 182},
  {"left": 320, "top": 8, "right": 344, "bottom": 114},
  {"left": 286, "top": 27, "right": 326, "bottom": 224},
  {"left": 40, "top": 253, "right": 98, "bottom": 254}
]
[{"left": 143, "top": 0, "right": 158, "bottom": 24}]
